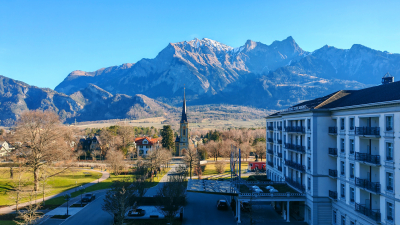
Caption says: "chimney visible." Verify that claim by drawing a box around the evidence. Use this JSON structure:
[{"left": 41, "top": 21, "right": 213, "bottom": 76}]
[{"left": 382, "top": 72, "right": 394, "bottom": 84}]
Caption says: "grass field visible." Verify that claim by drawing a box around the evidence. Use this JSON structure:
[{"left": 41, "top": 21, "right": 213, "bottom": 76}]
[
  {"left": 202, "top": 161, "right": 249, "bottom": 176},
  {"left": 0, "top": 168, "right": 102, "bottom": 207},
  {"left": 73, "top": 117, "right": 265, "bottom": 130}
]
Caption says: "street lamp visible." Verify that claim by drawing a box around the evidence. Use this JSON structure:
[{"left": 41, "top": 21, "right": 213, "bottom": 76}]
[
  {"left": 64, "top": 193, "right": 71, "bottom": 216},
  {"left": 79, "top": 186, "right": 85, "bottom": 207}
]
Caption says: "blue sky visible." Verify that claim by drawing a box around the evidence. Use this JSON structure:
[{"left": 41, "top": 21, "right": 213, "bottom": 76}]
[{"left": 1, "top": 0, "right": 400, "bottom": 89}]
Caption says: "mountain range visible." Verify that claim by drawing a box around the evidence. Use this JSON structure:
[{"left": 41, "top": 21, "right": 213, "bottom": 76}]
[{"left": 1, "top": 36, "right": 400, "bottom": 124}]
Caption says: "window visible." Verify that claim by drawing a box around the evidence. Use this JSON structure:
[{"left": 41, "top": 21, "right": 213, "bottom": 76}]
[
  {"left": 341, "top": 161, "right": 345, "bottom": 175},
  {"left": 350, "top": 163, "right": 354, "bottom": 178},
  {"left": 386, "top": 142, "right": 393, "bottom": 161},
  {"left": 340, "top": 139, "right": 345, "bottom": 152},
  {"left": 341, "top": 215, "right": 346, "bottom": 225},
  {"left": 349, "top": 139, "right": 354, "bottom": 154},
  {"left": 308, "top": 157, "right": 311, "bottom": 170},
  {"left": 350, "top": 187, "right": 354, "bottom": 202},
  {"left": 386, "top": 116, "right": 393, "bottom": 131},
  {"left": 183, "top": 128, "right": 186, "bottom": 136},
  {"left": 387, "top": 172, "right": 393, "bottom": 191},
  {"left": 340, "top": 118, "right": 345, "bottom": 130},
  {"left": 307, "top": 137, "right": 311, "bottom": 150},
  {"left": 387, "top": 202, "right": 393, "bottom": 221},
  {"left": 308, "top": 177, "right": 311, "bottom": 190},
  {"left": 307, "top": 119, "right": 311, "bottom": 130},
  {"left": 349, "top": 118, "right": 354, "bottom": 130},
  {"left": 341, "top": 183, "right": 345, "bottom": 197},
  {"left": 333, "top": 211, "right": 337, "bottom": 224}
]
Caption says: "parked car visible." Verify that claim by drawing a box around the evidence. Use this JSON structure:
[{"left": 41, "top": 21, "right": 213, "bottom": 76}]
[
  {"left": 217, "top": 199, "right": 228, "bottom": 210},
  {"left": 81, "top": 193, "right": 95, "bottom": 202},
  {"left": 266, "top": 186, "right": 274, "bottom": 190},
  {"left": 127, "top": 208, "right": 146, "bottom": 217},
  {"left": 269, "top": 189, "right": 279, "bottom": 193},
  {"left": 251, "top": 186, "right": 263, "bottom": 193}
]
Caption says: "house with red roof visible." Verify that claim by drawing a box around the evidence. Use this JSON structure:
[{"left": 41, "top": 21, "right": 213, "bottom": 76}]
[{"left": 135, "top": 137, "right": 161, "bottom": 157}]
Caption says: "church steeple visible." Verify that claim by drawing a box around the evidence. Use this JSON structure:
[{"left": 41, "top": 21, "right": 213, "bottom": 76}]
[{"left": 181, "top": 86, "right": 187, "bottom": 123}]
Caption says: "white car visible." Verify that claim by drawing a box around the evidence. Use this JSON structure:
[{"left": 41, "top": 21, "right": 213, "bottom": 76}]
[
  {"left": 266, "top": 186, "right": 274, "bottom": 190},
  {"left": 252, "top": 187, "right": 263, "bottom": 193},
  {"left": 269, "top": 189, "right": 279, "bottom": 193}
]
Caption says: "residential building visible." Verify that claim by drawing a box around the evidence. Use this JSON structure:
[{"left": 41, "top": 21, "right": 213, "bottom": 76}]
[
  {"left": 0, "top": 141, "right": 11, "bottom": 157},
  {"left": 135, "top": 136, "right": 161, "bottom": 156},
  {"left": 266, "top": 73, "right": 400, "bottom": 225}
]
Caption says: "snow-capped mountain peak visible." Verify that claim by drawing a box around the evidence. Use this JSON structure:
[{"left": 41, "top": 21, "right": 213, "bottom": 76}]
[{"left": 184, "top": 38, "right": 234, "bottom": 52}]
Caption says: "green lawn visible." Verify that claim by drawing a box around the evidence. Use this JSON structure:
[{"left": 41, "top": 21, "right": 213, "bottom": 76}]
[{"left": 0, "top": 168, "right": 102, "bottom": 207}]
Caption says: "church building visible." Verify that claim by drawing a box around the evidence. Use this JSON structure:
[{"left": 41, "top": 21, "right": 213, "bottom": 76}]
[{"left": 175, "top": 89, "right": 189, "bottom": 156}]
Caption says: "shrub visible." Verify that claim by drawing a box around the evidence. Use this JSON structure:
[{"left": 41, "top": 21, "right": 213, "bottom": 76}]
[{"left": 215, "top": 161, "right": 226, "bottom": 174}]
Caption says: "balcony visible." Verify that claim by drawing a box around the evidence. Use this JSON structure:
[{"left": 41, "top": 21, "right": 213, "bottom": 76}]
[
  {"left": 284, "top": 126, "right": 305, "bottom": 133},
  {"left": 267, "top": 138, "right": 274, "bottom": 143},
  {"left": 355, "top": 152, "right": 380, "bottom": 166},
  {"left": 277, "top": 152, "right": 282, "bottom": 158},
  {"left": 267, "top": 161, "right": 274, "bottom": 167},
  {"left": 355, "top": 203, "right": 381, "bottom": 222},
  {"left": 277, "top": 126, "right": 282, "bottom": 131},
  {"left": 278, "top": 166, "right": 282, "bottom": 172},
  {"left": 328, "top": 169, "right": 338, "bottom": 178},
  {"left": 328, "top": 148, "right": 338, "bottom": 157},
  {"left": 284, "top": 160, "right": 305, "bottom": 172},
  {"left": 267, "top": 149, "right": 274, "bottom": 155},
  {"left": 285, "top": 176, "right": 305, "bottom": 192},
  {"left": 355, "top": 177, "right": 381, "bottom": 194},
  {"left": 284, "top": 143, "right": 305, "bottom": 153},
  {"left": 355, "top": 127, "right": 380, "bottom": 136},
  {"left": 329, "top": 190, "right": 337, "bottom": 200},
  {"left": 277, "top": 139, "right": 282, "bottom": 145},
  {"left": 328, "top": 127, "right": 337, "bottom": 134},
  {"left": 267, "top": 126, "right": 274, "bottom": 131}
]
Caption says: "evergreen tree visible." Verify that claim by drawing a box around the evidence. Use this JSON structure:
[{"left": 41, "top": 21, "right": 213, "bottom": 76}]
[{"left": 161, "top": 125, "right": 174, "bottom": 150}]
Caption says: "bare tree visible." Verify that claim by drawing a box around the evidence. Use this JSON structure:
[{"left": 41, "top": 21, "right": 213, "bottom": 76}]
[
  {"left": 156, "top": 174, "right": 187, "bottom": 225},
  {"left": 183, "top": 147, "right": 199, "bottom": 179},
  {"left": 205, "top": 140, "right": 221, "bottom": 161},
  {"left": 239, "top": 142, "right": 252, "bottom": 161},
  {"left": 76, "top": 150, "right": 86, "bottom": 161},
  {"left": 102, "top": 179, "right": 134, "bottom": 225},
  {"left": 91, "top": 150, "right": 101, "bottom": 161},
  {"left": 106, "top": 149, "right": 126, "bottom": 176},
  {"left": 214, "top": 161, "right": 226, "bottom": 174},
  {"left": 254, "top": 142, "right": 266, "bottom": 161},
  {"left": 15, "top": 190, "right": 42, "bottom": 225},
  {"left": 117, "top": 125, "right": 135, "bottom": 150},
  {"left": 9, "top": 110, "right": 75, "bottom": 191},
  {"left": 10, "top": 166, "right": 26, "bottom": 212}
]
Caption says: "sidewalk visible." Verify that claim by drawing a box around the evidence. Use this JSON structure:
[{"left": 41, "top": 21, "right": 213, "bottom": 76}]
[
  {"left": 0, "top": 169, "right": 110, "bottom": 215},
  {"left": 144, "top": 165, "right": 177, "bottom": 197}
]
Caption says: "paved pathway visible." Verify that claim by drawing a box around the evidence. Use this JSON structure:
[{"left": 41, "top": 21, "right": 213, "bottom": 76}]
[
  {"left": 0, "top": 169, "right": 109, "bottom": 215},
  {"left": 144, "top": 165, "right": 177, "bottom": 197}
]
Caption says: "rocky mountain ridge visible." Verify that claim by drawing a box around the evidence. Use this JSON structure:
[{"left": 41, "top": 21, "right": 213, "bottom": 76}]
[{"left": 54, "top": 37, "right": 399, "bottom": 109}]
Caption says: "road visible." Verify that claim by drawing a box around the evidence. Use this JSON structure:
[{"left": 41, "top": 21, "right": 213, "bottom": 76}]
[
  {"left": 183, "top": 192, "right": 237, "bottom": 225},
  {"left": 61, "top": 191, "right": 112, "bottom": 225}
]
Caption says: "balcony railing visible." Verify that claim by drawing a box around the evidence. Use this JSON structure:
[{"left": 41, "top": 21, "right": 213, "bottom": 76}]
[
  {"left": 284, "top": 160, "right": 305, "bottom": 172},
  {"left": 278, "top": 166, "right": 282, "bottom": 172},
  {"left": 277, "top": 126, "right": 282, "bottom": 131},
  {"left": 329, "top": 190, "right": 337, "bottom": 200},
  {"left": 355, "top": 203, "right": 381, "bottom": 222},
  {"left": 267, "top": 161, "right": 274, "bottom": 167},
  {"left": 267, "top": 149, "right": 274, "bottom": 155},
  {"left": 328, "top": 169, "right": 338, "bottom": 178},
  {"left": 285, "top": 176, "right": 305, "bottom": 192},
  {"left": 267, "top": 126, "right": 274, "bottom": 131},
  {"left": 284, "top": 126, "right": 305, "bottom": 133},
  {"left": 355, "top": 177, "right": 381, "bottom": 194},
  {"left": 329, "top": 127, "right": 337, "bottom": 134},
  {"left": 328, "top": 148, "right": 338, "bottom": 156},
  {"left": 277, "top": 152, "right": 282, "bottom": 158},
  {"left": 355, "top": 127, "right": 380, "bottom": 136},
  {"left": 267, "top": 138, "right": 274, "bottom": 143},
  {"left": 355, "top": 152, "right": 380, "bottom": 165},
  {"left": 277, "top": 139, "right": 282, "bottom": 144},
  {"left": 284, "top": 143, "right": 305, "bottom": 153}
]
